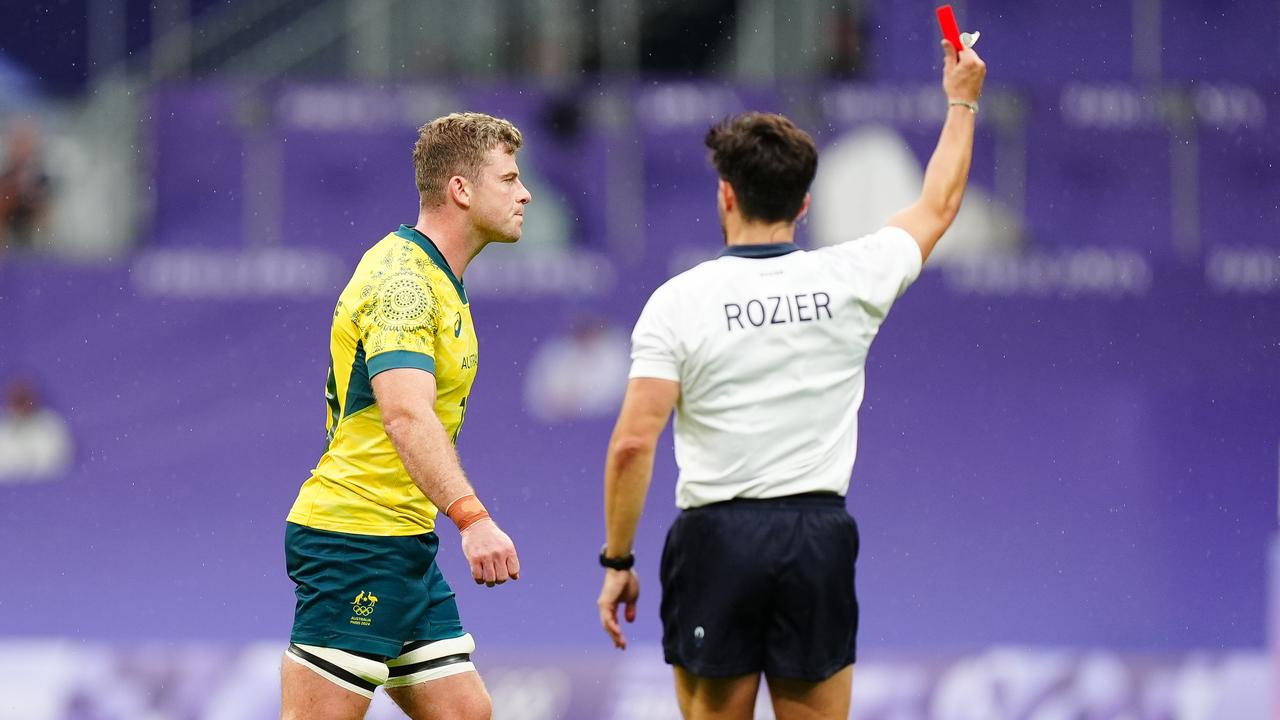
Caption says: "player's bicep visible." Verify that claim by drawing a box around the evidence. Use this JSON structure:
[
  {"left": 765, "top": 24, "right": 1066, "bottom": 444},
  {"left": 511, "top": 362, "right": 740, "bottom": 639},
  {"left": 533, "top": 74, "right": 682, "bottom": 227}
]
[
  {"left": 371, "top": 367, "right": 438, "bottom": 425},
  {"left": 886, "top": 201, "right": 946, "bottom": 264}
]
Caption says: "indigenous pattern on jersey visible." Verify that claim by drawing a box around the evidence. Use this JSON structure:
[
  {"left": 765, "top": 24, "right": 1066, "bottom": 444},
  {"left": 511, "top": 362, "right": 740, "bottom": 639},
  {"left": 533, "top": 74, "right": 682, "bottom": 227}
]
[{"left": 287, "top": 225, "right": 478, "bottom": 536}]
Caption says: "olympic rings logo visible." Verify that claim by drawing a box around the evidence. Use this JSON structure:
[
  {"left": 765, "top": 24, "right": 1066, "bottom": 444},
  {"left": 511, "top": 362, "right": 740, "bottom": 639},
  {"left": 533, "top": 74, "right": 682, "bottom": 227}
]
[{"left": 352, "top": 591, "right": 379, "bottom": 617}]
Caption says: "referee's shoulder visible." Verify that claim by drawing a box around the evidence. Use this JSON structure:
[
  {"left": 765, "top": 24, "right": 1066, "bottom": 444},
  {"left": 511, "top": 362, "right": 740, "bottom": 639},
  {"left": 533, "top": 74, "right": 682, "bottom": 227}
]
[
  {"left": 810, "top": 226, "right": 913, "bottom": 254},
  {"left": 655, "top": 257, "right": 718, "bottom": 294}
]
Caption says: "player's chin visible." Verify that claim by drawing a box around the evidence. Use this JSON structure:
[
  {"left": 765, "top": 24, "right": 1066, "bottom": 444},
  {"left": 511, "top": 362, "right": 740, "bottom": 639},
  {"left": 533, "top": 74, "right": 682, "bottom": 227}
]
[
  {"left": 499, "top": 220, "right": 523, "bottom": 243},
  {"left": 483, "top": 224, "right": 521, "bottom": 244}
]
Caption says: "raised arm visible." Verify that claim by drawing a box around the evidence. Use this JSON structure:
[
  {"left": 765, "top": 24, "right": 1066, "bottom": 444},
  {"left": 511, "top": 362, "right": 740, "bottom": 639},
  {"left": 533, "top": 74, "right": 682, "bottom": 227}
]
[
  {"left": 373, "top": 367, "right": 520, "bottom": 587},
  {"left": 887, "top": 40, "right": 987, "bottom": 263}
]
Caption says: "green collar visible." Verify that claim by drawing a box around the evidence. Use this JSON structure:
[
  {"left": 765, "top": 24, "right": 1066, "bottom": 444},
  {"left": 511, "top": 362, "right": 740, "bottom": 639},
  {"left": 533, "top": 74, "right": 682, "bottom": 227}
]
[{"left": 395, "top": 225, "right": 468, "bottom": 304}]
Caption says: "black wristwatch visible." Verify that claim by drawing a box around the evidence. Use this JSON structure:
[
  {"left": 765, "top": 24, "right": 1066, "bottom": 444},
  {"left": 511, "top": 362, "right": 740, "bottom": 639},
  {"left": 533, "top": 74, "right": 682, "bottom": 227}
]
[{"left": 599, "top": 545, "right": 635, "bottom": 570}]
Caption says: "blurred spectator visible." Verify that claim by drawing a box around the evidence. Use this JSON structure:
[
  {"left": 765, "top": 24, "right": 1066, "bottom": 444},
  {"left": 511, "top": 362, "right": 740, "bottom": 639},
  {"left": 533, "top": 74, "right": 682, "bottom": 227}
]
[
  {"left": 535, "top": 93, "right": 607, "bottom": 250},
  {"left": 0, "top": 117, "right": 51, "bottom": 252},
  {"left": 0, "top": 378, "right": 72, "bottom": 481},
  {"left": 524, "top": 315, "right": 630, "bottom": 422},
  {"left": 0, "top": 53, "right": 38, "bottom": 105},
  {"left": 824, "top": 5, "right": 870, "bottom": 79}
]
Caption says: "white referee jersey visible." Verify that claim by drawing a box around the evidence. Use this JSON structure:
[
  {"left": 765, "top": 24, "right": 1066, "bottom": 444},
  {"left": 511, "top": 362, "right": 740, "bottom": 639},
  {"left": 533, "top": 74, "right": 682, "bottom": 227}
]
[{"left": 629, "top": 225, "right": 923, "bottom": 509}]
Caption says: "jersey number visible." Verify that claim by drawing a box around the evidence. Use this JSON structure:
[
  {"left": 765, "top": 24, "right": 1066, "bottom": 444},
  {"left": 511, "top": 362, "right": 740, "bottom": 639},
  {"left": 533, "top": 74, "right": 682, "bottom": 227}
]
[
  {"left": 450, "top": 396, "right": 468, "bottom": 444},
  {"left": 324, "top": 365, "right": 339, "bottom": 446}
]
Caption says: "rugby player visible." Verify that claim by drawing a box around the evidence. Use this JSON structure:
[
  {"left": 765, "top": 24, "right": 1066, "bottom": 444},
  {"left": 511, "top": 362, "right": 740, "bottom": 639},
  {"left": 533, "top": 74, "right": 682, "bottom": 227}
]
[{"left": 282, "top": 112, "right": 529, "bottom": 720}]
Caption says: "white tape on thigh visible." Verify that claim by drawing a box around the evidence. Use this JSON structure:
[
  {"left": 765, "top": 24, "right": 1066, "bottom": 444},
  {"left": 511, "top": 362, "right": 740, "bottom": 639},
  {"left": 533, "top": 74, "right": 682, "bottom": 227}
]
[
  {"left": 384, "top": 633, "right": 477, "bottom": 688},
  {"left": 286, "top": 643, "right": 389, "bottom": 699}
]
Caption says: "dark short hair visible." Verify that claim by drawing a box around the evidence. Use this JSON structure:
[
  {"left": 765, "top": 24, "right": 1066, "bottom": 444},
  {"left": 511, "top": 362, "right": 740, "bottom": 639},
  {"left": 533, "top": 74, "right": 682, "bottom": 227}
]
[{"left": 704, "top": 112, "right": 818, "bottom": 223}]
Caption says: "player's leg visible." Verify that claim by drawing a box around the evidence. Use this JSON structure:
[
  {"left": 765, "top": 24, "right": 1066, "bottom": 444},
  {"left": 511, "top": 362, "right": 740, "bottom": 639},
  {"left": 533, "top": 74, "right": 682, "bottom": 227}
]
[
  {"left": 383, "top": 634, "right": 489, "bottom": 720},
  {"left": 385, "top": 667, "right": 491, "bottom": 720},
  {"left": 280, "top": 645, "right": 382, "bottom": 720},
  {"left": 765, "top": 665, "right": 853, "bottom": 720},
  {"left": 763, "top": 496, "right": 860, "bottom": 720},
  {"left": 281, "top": 524, "right": 428, "bottom": 719},
  {"left": 673, "top": 666, "right": 760, "bottom": 720},
  {"left": 385, "top": 537, "right": 490, "bottom": 719}
]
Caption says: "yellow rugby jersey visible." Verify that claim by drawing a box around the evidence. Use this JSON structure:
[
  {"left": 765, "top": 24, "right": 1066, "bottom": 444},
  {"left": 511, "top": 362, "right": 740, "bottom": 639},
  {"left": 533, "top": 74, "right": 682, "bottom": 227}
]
[{"left": 287, "top": 225, "right": 478, "bottom": 536}]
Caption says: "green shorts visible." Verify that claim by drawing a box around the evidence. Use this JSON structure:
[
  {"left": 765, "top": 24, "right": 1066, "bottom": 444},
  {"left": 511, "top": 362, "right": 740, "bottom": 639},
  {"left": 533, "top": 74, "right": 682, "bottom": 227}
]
[{"left": 285, "top": 522, "right": 465, "bottom": 659}]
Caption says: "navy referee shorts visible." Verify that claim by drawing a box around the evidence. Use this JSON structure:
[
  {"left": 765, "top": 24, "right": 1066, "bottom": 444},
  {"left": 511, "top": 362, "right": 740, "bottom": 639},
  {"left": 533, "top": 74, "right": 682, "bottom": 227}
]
[{"left": 659, "top": 492, "right": 860, "bottom": 682}]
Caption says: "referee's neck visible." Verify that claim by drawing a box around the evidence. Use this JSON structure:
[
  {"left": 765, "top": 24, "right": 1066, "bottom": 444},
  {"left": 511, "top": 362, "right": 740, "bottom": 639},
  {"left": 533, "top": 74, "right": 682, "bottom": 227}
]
[{"left": 724, "top": 219, "right": 799, "bottom": 248}]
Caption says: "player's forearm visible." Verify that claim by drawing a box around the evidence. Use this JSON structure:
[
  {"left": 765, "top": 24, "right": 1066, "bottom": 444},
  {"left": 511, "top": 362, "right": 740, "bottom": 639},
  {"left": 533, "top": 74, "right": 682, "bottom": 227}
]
[
  {"left": 384, "top": 412, "right": 476, "bottom": 510},
  {"left": 603, "top": 436, "right": 657, "bottom": 557},
  {"left": 917, "top": 106, "right": 976, "bottom": 226}
]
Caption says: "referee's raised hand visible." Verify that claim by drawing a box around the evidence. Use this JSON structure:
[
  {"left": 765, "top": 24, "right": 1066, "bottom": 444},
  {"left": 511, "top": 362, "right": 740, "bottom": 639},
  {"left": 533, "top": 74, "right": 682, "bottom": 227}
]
[
  {"left": 941, "top": 36, "right": 986, "bottom": 105},
  {"left": 597, "top": 568, "right": 640, "bottom": 649}
]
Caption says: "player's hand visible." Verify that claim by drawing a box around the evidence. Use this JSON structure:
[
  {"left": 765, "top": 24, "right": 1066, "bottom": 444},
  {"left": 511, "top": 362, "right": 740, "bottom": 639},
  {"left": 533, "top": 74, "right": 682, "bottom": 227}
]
[
  {"left": 459, "top": 518, "right": 520, "bottom": 587},
  {"left": 597, "top": 568, "right": 640, "bottom": 650},
  {"left": 941, "top": 39, "right": 986, "bottom": 104}
]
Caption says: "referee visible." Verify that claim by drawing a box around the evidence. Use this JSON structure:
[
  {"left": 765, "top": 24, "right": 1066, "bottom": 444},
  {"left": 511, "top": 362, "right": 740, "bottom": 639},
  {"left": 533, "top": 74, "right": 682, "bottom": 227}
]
[{"left": 596, "top": 40, "right": 986, "bottom": 719}]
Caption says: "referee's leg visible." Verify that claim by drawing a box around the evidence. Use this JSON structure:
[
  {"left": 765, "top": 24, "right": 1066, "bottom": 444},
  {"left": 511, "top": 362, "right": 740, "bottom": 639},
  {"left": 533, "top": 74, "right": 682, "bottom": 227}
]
[
  {"left": 673, "top": 667, "right": 761, "bottom": 720},
  {"left": 766, "top": 665, "right": 853, "bottom": 720}
]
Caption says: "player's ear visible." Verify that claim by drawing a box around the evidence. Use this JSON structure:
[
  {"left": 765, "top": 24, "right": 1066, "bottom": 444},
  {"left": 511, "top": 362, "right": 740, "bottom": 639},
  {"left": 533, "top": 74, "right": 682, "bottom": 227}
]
[
  {"left": 718, "top": 179, "right": 735, "bottom": 213},
  {"left": 448, "top": 175, "right": 472, "bottom": 209},
  {"left": 794, "top": 193, "right": 811, "bottom": 223}
]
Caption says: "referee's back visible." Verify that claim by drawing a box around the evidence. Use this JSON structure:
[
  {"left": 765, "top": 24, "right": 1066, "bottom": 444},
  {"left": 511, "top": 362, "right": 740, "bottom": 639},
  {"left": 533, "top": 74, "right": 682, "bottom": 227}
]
[{"left": 628, "top": 225, "right": 923, "bottom": 509}]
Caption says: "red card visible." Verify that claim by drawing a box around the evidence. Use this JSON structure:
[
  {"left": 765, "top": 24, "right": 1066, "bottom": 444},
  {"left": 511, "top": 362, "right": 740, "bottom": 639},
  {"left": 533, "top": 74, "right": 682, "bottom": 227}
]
[{"left": 936, "top": 5, "right": 964, "bottom": 55}]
